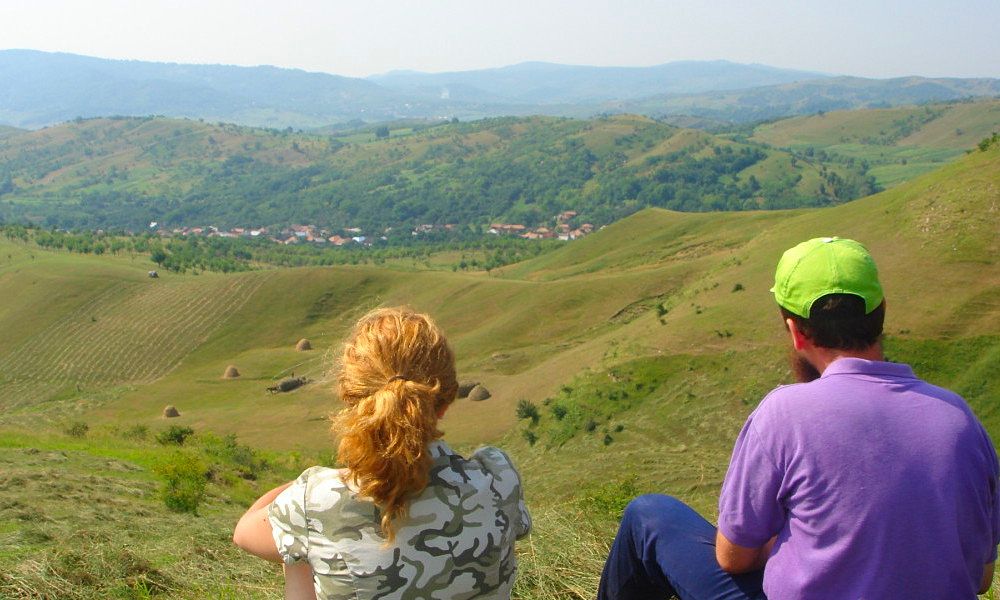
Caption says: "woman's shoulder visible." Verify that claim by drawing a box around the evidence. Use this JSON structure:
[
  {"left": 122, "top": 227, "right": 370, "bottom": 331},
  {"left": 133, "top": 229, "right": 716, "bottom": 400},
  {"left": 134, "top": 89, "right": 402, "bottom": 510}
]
[
  {"left": 282, "top": 466, "right": 352, "bottom": 508},
  {"left": 468, "top": 446, "right": 524, "bottom": 486},
  {"left": 428, "top": 443, "right": 523, "bottom": 488},
  {"left": 290, "top": 465, "right": 347, "bottom": 487},
  {"left": 469, "top": 445, "right": 518, "bottom": 471}
]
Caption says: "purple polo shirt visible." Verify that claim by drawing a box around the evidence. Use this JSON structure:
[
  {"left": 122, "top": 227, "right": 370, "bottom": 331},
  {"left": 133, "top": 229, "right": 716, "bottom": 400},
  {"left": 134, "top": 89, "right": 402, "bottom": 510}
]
[{"left": 719, "top": 358, "right": 1000, "bottom": 599}]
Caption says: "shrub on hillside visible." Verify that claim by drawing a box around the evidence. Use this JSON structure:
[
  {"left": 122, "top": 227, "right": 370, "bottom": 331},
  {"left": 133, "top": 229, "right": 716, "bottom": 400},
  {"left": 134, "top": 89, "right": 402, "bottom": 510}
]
[
  {"left": 197, "top": 432, "right": 268, "bottom": 481},
  {"left": 978, "top": 132, "right": 999, "bottom": 152},
  {"left": 516, "top": 399, "right": 540, "bottom": 425},
  {"left": 156, "top": 425, "right": 194, "bottom": 446},
  {"left": 63, "top": 421, "right": 89, "bottom": 438},
  {"left": 153, "top": 451, "right": 207, "bottom": 514}
]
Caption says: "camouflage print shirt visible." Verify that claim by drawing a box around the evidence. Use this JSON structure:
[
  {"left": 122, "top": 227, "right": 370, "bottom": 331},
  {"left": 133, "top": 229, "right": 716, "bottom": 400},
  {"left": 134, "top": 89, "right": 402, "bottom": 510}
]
[{"left": 268, "top": 441, "right": 531, "bottom": 600}]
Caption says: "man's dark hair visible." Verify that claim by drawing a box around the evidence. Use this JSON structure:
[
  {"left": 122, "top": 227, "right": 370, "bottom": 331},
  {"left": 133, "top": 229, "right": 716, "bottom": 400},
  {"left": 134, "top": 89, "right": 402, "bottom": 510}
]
[{"left": 780, "top": 293, "right": 884, "bottom": 350}]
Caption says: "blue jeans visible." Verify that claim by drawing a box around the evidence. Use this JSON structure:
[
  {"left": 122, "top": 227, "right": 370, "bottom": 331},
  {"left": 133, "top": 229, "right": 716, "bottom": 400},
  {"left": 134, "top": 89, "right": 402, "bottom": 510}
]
[{"left": 597, "top": 495, "right": 767, "bottom": 600}]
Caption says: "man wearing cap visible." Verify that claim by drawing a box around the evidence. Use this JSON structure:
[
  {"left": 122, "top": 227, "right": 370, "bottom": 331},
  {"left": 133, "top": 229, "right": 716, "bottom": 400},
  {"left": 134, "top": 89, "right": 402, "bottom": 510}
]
[{"left": 597, "top": 237, "right": 999, "bottom": 599}]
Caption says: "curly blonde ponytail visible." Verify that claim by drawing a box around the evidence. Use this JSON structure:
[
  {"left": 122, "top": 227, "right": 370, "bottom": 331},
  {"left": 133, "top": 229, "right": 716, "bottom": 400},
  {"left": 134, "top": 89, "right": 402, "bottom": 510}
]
[{"left": 332, "top": 307, "right": 458, "bottom": 542}]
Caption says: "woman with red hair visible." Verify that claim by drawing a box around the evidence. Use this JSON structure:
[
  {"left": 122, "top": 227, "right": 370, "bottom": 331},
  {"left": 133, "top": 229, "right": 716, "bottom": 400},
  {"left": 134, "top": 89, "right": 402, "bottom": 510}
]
[{"left": 234, "top": 307, "right": 530, "bottom": 599}]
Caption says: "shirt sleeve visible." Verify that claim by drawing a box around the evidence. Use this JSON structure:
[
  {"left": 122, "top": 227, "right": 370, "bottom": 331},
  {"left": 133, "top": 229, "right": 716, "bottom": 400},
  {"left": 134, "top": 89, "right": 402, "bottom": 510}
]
[
  {"left": 717, "top": 412, "right": 786, "bottom": 548},
  {"left": 268, "top": 468, "right": 312, "bottom": 565}
]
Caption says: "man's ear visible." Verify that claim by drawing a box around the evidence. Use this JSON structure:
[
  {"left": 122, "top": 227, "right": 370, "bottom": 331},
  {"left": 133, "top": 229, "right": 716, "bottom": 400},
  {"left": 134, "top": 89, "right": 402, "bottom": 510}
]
[{"left": 786, "top": 318, "right": 810, "bottom": 351}]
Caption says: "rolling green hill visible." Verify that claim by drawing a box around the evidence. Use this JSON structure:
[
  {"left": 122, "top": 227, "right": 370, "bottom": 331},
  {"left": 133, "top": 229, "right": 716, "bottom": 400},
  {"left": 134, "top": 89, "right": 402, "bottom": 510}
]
[
  {"left": 1, "top": 144, "right": 998, "bottom": 598},
  {"left": 0, "top": 114, "right": 877, "bottom": 231},
  {"left": 749, "top": 98, "right": 1000, "bottom": 186}
]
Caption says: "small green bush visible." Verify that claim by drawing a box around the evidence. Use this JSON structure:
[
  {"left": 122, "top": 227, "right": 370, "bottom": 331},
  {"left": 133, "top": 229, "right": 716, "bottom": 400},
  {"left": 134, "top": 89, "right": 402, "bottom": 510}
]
[
  {"left": 197, "top": 432, "right": 267, "bottom": 481},
  {"left": 551, "top": 404, "right": 568, "bottom": 421},
  {"left": 732, "top": 283, "right": 745, "bottom": 292},
  {"left": 515, "top": 399, "right": 540, "bottom": 424},
  {"left": 153, "top": 451, "right": 207, "bottom": 514},
  {"left": 156, "top": 425, "right": 194, "bottom": 446},
  {"left": 64, "top": 422, "right": 89, "bottom": 438},
  {"left": 522, "top": 430, "right": 538, "bottom": 446},
  {"left": 978, "top": 132, "right": 999, "bottom": 152}
]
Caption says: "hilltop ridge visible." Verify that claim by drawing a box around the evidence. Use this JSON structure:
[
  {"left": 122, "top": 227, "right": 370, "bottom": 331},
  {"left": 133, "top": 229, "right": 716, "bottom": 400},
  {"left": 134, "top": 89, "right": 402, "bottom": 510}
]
[{"left": 2, "top": 50, "right": 998, "bottom": 129}]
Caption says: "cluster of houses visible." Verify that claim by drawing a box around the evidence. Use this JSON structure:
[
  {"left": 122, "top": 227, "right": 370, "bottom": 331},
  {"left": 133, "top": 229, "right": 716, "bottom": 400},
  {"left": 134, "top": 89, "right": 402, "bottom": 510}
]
[
  {"left": 153, "top": 210, "right": 596, "bottom": 246},
  {"left": 488, "top": 211, "right": 596, "bottom": 241},
  {"left": 161, "top": 223, "right": 376, "bottom": 246}
]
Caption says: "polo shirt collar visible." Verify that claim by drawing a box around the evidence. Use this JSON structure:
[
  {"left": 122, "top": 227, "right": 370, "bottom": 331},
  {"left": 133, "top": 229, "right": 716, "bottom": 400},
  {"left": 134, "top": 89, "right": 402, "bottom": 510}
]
[{"left": 821, "top": 357, "right": 916, "bottom": 379}]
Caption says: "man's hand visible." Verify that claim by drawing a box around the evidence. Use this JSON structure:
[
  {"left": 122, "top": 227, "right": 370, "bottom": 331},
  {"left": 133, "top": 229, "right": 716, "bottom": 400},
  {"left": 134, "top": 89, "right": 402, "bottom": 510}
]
[{"left": 715, "top": 530, "right": 775, "bottom": 574}]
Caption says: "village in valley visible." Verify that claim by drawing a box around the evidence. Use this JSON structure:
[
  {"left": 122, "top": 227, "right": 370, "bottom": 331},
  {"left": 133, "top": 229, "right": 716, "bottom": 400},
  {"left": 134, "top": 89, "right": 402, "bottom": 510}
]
[{"left": 156, "top": 210, "right": 596, "bottom": 247}]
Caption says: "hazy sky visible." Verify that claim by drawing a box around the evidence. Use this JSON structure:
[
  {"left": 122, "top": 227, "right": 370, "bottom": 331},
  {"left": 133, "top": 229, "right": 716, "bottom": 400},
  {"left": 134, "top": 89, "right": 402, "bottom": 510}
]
[{"left": 1, "top": 0, "right": 997, "bottom": 79}]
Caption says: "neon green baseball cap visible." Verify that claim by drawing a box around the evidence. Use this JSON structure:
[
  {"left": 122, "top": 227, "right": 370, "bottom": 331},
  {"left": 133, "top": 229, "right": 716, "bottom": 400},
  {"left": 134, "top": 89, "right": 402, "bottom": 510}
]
[{"left": 771, "top": 237, "right": 883, "bottom": 318}]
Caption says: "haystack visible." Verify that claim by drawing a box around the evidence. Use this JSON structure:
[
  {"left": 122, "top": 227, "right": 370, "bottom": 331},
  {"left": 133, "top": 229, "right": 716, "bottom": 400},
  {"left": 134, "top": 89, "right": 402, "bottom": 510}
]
[
  {"left": 457, "top": 381, "right": 480, "bottom": 399},
  {"left": 222, "top": 365, "right": 240, "bottom": 379},
  {"left": 468, "top": 385, "right": 491, "bottom": 401},
  {"left": 295, "top": 338, "right": 312, "bottom": 351},
  {"left": 163, "top": 405, "right": 180, "bottom": 418}
]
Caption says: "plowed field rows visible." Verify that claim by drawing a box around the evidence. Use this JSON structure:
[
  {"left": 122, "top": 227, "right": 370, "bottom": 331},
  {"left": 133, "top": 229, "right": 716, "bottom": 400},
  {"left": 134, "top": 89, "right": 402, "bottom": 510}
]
[{"left": 0, "top": 272, "right": 269, "bottom": 409}]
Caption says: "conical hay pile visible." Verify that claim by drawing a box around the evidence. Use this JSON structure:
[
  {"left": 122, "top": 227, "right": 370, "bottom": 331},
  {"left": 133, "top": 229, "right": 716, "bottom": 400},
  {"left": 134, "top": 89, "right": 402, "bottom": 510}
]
[
  {"left": 163, "top": 405, "right": 180, "bottom": 418},
  {"left": 468, "top": 385, "right": 491, "bottom": 401},
  {"left": 295, "top": 338, "right": 312, "bottom": 351},
  {"left": 457, "top": 381, "right": 480, "bottom": 399},
  {"left": 222, "top": 365, "right": 240, "bottom": 379}
]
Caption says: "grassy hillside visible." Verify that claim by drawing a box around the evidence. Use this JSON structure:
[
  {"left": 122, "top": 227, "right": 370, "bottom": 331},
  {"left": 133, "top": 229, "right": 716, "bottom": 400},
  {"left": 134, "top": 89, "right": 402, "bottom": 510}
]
[
  {"left": 749, "top": 98, "right": 1000, "bottom": 186},
  {"left": 1, "top": 144, "right": 998, "bottom": 598},
  {"left": 0, "top": 114, "right": 875, "bottom": 230}
]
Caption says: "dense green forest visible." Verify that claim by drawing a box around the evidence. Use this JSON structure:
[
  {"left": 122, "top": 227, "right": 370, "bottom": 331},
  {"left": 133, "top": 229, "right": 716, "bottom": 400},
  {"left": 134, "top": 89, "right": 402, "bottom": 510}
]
[{"left": 0, "top": 114, "right": 878, "bottom": 231}]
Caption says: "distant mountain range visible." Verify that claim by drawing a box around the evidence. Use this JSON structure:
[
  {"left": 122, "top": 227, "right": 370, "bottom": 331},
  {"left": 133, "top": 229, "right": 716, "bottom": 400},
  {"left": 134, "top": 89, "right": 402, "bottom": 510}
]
[
  {"left": 368, "top": 60, "right": 826, "bottom": 104},
  {"left": 1, "top": 49, "right": 998, "bottom": 129}
]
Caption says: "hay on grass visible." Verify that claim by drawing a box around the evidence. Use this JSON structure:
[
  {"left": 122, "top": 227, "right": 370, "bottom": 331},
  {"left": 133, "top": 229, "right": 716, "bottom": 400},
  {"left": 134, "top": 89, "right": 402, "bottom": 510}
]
[
  {"left": 295, "top": 338, "right": 312, "bottom": 351},
  {"left": 468, "top": 385, "right": 491, "bottom": 401},
  {"left": 162, "top": 406, "right": 180, "bottom": 418},
  {"left": 222, "top": 365, "right": 240, "bottom": 379},
  {"left": 457, "top": 381, "right": 480, "bottom": 398}
]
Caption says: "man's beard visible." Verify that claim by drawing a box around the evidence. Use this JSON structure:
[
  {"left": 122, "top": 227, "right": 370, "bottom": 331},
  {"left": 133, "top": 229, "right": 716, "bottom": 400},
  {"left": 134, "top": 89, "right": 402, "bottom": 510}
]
[{"left": 790, "top": 351, "right": 821, "bottom": 383}]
